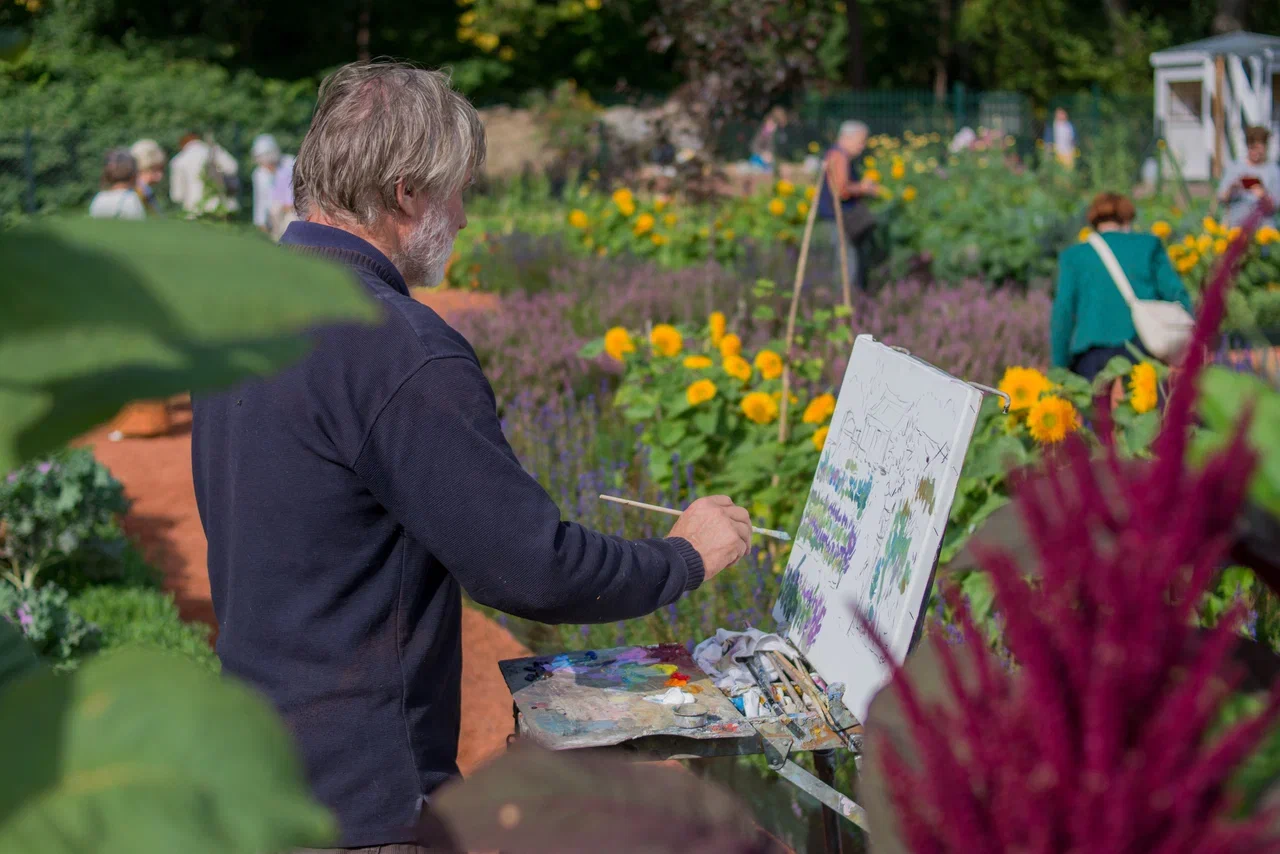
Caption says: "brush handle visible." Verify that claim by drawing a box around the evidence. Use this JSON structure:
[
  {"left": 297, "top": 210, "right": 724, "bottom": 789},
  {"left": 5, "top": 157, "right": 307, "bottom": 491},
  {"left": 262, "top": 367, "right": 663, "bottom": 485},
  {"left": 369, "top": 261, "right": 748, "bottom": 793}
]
[{"left": 598, "top": 495, "right": 792, "bottom": 542}]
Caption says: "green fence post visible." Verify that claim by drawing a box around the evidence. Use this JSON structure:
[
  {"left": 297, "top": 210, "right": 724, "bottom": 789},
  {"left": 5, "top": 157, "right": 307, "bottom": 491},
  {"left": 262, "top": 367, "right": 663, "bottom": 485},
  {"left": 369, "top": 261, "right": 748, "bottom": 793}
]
[
  {"left": 951, "top": 82, "right": 966, "bottom": 130},
  {"left": 22, "top": 127, "right": 36, "bottom": 214}
]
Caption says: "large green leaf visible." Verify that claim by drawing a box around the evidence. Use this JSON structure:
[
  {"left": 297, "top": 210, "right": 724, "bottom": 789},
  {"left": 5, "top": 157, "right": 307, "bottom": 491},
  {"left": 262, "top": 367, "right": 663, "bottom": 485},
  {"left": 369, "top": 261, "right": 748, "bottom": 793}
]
[
  {"left": 1193, "top": 367, "right": 1280, "bottom": 516},
  {"left": 0, "top": 218, "right": 379, "bottom": 471},
  {"left": 0, "top": 619, "right": 40, "bottom": 690},
  {"left": 0, "top": 649, "right": 335, "bottom": 853}
]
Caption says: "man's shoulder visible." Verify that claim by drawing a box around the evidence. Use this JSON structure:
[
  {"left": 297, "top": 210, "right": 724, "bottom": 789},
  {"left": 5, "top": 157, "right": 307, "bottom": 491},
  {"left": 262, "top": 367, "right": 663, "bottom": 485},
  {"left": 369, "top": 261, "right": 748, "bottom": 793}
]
[{"left": 354, "top": 273, "right": 479, "bottom": 368}]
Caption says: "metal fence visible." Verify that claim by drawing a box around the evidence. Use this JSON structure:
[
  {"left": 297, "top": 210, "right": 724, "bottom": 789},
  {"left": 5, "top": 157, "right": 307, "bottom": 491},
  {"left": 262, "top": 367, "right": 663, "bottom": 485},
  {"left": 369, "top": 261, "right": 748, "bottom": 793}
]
[{"left": 2, "top": 86, "right": 1159, "bottom": 220}]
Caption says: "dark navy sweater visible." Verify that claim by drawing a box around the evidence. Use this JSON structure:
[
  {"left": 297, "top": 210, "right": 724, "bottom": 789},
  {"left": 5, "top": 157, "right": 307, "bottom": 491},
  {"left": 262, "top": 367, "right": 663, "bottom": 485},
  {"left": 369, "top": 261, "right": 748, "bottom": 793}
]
[{"left": 191, "top": 221, "right": 704, "bottom": 847}]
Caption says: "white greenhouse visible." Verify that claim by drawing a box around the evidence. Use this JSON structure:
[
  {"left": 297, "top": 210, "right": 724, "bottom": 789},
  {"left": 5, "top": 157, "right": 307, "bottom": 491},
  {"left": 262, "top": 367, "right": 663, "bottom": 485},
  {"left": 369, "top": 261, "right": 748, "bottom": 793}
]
[{"left": 1150, "top": 30, "right": 1280, "bottom": 182}]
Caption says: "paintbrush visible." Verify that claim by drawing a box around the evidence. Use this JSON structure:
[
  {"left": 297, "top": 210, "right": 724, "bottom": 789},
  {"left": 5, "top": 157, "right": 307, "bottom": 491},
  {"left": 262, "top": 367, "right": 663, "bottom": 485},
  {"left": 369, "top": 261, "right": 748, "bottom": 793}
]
[
  {"left": 768, "top": 651, "right": 806, "bottom": 712},
  {"left": 771, "top": 651, "right": 842, "bottom": 736},
  {"left": 598, "top": 495, "right": 792, "bottom": 542},
  {"left": 746, "top": 654, "right": 807, "bottom": 739}
]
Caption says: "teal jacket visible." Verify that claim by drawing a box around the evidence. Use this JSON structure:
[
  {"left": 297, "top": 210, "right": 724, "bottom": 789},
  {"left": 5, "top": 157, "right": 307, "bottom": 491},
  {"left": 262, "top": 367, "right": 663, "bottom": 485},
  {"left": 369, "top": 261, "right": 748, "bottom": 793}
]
[{"left": 1050, "top": 231, "right": 1193, "bottom": 368}]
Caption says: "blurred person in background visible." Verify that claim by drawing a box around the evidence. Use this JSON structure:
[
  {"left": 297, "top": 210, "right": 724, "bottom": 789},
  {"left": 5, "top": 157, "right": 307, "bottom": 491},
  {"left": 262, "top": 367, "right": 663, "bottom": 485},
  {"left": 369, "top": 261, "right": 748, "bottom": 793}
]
[
  {"left": 1217, "top": 125, "right": 1279, "bottom": 229},
  {"left": 1051, "top": 192, "right": 1191, "bottom": 381},
  {"left": 250, "top": 133, "right": 296, "bottom": 235},
  {"left": 129, "top": 138, "right": 167, "bottom": 215},
  {"left": 1044, "top": 107, "right": 1076, "bottom": 169},
  {"left": 817, "top": 120, "right": 879, "bottom": 294},
  {"left": 88, "top": 148, "right": 145, "bottom": 220},
  {"left": 748, "top": 106, "right": 788, "bottom": 174},
  {"left": 169, "top": 132, "right": 241, "bottom": 216},
  {"left": 270, "top": 151, "right": 298, "bottom": 240}
]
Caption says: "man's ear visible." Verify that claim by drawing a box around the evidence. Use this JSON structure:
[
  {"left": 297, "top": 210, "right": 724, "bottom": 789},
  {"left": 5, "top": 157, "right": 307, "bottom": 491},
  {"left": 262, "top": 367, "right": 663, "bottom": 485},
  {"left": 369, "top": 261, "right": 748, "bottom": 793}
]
[{"left": 395, "top": 179, "right": 416, "bottom": 216}]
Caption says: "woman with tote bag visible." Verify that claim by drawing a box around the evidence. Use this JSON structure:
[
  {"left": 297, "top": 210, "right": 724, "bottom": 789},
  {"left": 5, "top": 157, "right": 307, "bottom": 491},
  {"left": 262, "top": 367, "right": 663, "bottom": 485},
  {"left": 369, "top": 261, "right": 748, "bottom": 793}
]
[{"left": 1050, "top": 192, "right": 1194, "bottom": 382}]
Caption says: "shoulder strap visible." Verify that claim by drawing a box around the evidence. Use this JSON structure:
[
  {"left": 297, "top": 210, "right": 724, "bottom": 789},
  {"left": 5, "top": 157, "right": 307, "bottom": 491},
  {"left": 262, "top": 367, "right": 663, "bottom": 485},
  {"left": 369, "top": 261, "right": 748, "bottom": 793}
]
[{"left": 1086, "top": 232, "right": 1138, "bottom": 309}]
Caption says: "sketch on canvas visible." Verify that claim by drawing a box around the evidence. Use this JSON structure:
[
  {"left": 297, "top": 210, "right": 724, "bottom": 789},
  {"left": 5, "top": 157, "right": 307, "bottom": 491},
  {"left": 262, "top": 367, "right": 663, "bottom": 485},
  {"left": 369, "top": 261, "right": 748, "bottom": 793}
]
[{"left": 772, "top": 335, "right": 982, "bottom": 723}]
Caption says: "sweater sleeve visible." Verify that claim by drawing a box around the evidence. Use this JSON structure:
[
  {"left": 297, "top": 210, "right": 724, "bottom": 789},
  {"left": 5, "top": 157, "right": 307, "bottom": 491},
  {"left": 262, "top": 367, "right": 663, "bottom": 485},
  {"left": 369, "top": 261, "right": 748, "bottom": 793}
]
[
  {"left": 352, "top": 355, "right": 705, "bottom": 624},
  {"left": 1151, "top": 239, "right": 1193, "bottom": 311},
  {"left": 1050, "top": 255, "right": 1076, "bottom": 369}
]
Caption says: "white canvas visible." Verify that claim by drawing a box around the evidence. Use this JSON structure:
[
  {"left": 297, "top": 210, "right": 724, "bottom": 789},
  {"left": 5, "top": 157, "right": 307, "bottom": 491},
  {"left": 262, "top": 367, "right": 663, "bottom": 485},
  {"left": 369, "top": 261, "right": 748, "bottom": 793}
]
[{"left": 772, "top": 334, "right": 983, "bottom": 723}]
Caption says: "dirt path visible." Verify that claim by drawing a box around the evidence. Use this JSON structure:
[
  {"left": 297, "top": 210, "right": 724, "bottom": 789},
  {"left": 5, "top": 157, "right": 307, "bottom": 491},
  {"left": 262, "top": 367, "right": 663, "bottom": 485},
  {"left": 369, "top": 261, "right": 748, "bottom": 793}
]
[{"left": 76, "top": 288, "right": 528, "bottom": 775}]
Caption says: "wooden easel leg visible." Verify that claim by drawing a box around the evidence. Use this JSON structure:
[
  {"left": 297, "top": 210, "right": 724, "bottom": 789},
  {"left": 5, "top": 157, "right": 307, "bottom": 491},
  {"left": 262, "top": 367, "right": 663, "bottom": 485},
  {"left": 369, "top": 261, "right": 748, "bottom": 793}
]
[{"left": 813, "top": 750, "right": 844, "bottom": 854}]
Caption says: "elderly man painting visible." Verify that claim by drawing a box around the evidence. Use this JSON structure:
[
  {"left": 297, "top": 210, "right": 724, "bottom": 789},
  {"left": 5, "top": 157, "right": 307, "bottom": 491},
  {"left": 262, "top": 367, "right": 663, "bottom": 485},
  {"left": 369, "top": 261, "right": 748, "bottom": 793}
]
[{"left": 191, "top": 60, "right": 753, "bottom": 853}]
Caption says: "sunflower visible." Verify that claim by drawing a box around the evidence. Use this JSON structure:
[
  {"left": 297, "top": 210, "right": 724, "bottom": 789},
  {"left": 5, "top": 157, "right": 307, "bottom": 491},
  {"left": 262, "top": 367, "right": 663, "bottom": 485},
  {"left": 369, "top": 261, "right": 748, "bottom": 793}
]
[
  {"left": 863, "top": 168, "right": 882, "bottom": 183},
  {"left": 603, "top": 327, "right": 635, "bottom": 362},
  {"left": 1078, "top": 227, "right": 1092, "bottom": 242},
  {"left": 807, "top": 141, "right": 820, "bottom": 154},
  {"left": 1257, "top": 226, "right": 1280, "bottom": 246},
  {"left": 651, "top": 233, "right": 668, "bottom": 246},
  {"left": 775, "top": 179, "right": 795, "bottom": 196},
  {"left": 654, "top": 197, "right": 668, "bottom": 213},
  {"left": 683, "top": 355, "right": 714, "bottom": 370},
  {"left": 1197, "top": 234, "right": 1213, "bottom": 254},
  {"left": 723, "top": 355, "right": 752, "bottom": 382},
  {"left": 767, "top": 198, "right": 786, "bottom": 217},
  {"left": 1213, "top": 238, "right": 1228, "bottom": 255},
  {"left": 568, "top": 209, "right": 589, "bottom": 229},
  {"left": 797, "top": 201, "right": 810, "bottom": 217},
  {"left": 1202, "top": 216, "right": 1220, "bottom": 236},
  {"left": 901, "top": 186, "right": 917, "bottom": 202},
  {"left": 708, "top": 311, "right": 727, "bottom": 346},
  {"left": 612, "top": 187, "right": 635, "bottom": 213},
  {"left": 686, "top": 379, "right": 717, "bottom": 406},
  {"left": 812, "top": 425, "right": 829, "bottom": 451},
  {"left": 802, "top": 393, "right": 836, "bottom": 424},
  {"left": 804, "top": 186, "right": 816, "bottom": 201},
  {"left": 1151, "top": 220, "right": 1172, "bottom": 240},
  {"left": 1026, "top": 396, "right": 1080, "bottom": 444},
  {"left": 1129, "top": 361, "right": 1158, "bottom": 414},
  {"left": 649, "top": 324, "right": 683, "bottom": 357},
  {"left": 741, "top": 392, "right": 779, "bottom": 425},
  {"left": 663, "top": 213, "right": 678, "bottom": 227},
  {"left": 719, "top": 333, "right": 742, "bottom": 359},
  {"left": 754, "top": 349, "right": 784, "bottom": 380},
  {"left": 997, "top": 366, "right": 1052, "bottom": 412},
  {"left": 890, "top": 160, "right": 906, "bottom": 180},
  {"left": 633, "top": 213, "right": 655, "bottom": 236}
]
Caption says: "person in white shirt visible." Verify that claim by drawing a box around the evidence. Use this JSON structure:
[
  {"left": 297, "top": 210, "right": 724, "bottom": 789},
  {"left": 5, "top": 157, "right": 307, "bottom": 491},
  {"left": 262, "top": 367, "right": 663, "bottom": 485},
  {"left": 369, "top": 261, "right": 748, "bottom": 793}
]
[
  {"left": 1045, "top": 107, "right": 1076, "bottom": 169},
  {"left": 88, "top": 149, "right": 146, "bottom": 220},
  {"left": 250, "top": 133, "right": 296, "bottom": 234},
  {"left": 1216, "top": 125, "right": 1280, "bottom": 229},
  {"left": 168, "top": 133, "right": 241, "bottom": 216}
]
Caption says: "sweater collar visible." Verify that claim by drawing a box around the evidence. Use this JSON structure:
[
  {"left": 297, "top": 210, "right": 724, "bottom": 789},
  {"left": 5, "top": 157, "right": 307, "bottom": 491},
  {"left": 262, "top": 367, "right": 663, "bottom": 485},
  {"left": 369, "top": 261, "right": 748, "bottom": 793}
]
[{"left": 280, "top": 221, "right": 410, "bottom": 296}]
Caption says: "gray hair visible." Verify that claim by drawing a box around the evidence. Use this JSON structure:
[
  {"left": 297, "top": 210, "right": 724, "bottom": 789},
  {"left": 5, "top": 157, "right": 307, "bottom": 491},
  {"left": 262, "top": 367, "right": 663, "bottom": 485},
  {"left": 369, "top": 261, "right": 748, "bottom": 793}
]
[
  {"left": 293, "top": 60, "right": 486, "bottom": 226},
  {"left": 129, "top": 139, "right": 166, "bottom": 172},
  {"left": 838, "top": 121, "right": 868, "bottom": 140}
]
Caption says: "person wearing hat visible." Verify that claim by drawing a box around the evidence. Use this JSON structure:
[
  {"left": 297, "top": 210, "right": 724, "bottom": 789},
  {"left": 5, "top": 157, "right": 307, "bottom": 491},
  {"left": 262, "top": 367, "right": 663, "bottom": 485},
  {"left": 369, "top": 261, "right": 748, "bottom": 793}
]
[{"left": 251, "top": 133, "right": 295, "bottom": 235}]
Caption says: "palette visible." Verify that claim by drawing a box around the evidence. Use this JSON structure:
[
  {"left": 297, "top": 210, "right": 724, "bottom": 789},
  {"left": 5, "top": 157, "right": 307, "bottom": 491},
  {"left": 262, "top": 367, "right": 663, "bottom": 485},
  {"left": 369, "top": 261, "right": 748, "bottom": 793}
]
[{"left": 498, "top": 643, "right": 755, "bottom": 750}]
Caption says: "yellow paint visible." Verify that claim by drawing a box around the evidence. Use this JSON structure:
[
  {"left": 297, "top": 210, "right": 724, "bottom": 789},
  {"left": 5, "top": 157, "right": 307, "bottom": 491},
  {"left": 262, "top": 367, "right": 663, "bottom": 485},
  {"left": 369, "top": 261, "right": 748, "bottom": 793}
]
[{"left": 654, "top": 663, "right": 678, "bottom": 675}]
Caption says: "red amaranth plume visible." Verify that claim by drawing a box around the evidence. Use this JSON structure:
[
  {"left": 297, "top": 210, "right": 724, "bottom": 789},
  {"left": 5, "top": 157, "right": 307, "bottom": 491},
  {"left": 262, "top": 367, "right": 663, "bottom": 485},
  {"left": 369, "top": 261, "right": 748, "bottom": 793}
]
[{"left": 861, "top": 204, "right": 1280, "bottom": 853}]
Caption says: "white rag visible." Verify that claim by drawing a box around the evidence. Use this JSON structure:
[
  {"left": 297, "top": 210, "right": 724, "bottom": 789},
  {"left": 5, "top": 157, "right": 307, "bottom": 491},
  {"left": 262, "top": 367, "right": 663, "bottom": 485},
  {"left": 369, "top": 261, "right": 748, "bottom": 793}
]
[
  {"left": 643, "top": 687, "right": 697, "bottom": 706},
  {"left": 693, "top": 627, "right": 801, "bottom": 697}
]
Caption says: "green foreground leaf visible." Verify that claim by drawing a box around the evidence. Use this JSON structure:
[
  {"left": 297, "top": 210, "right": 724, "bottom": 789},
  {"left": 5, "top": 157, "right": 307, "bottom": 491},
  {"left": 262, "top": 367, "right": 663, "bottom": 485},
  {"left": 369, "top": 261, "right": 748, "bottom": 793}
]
[
  {"left": 0, "top": 649, "right": 335, "bottom": 854},
  {"left": 1194, "top": 367, "right": 1280, "bottom": 516},
  {"left": 0, "top": 218, "right": 379, "bottom": 471},
  {"left": 0, "top": 619, "right": 40, "bottom": 690}
]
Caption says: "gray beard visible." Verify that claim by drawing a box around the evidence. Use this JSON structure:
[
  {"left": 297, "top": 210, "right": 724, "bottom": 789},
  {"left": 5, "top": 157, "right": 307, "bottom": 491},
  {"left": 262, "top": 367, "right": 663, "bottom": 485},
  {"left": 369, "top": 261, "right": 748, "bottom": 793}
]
[{"left": 393, "top": 205, "right": 454, "bottom": 288}]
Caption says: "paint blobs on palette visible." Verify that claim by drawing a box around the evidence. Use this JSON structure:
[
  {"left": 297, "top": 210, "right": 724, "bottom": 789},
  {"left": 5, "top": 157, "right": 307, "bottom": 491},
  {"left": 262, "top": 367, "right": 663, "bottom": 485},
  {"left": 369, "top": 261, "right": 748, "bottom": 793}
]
[
  {"left": 664, "top": 672, "right": 691, "bottom": 688},
  {"left": 774, "top": 565, "right": 829, "bottom": 653}
]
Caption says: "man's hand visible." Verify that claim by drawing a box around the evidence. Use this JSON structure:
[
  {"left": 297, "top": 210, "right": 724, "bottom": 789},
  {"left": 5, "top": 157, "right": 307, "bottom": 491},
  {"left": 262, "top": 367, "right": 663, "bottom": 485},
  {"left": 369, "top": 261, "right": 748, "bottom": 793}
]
[{"left": 668, "top": 496, "right": 752, "bottom": 583}]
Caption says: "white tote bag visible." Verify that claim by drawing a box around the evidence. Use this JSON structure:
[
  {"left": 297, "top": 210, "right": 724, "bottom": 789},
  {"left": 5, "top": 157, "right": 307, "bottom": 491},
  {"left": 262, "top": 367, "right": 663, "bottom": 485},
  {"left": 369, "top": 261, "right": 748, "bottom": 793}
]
[{"left": 1087, "top": 232, "right": 1194, "bottom": 362}]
